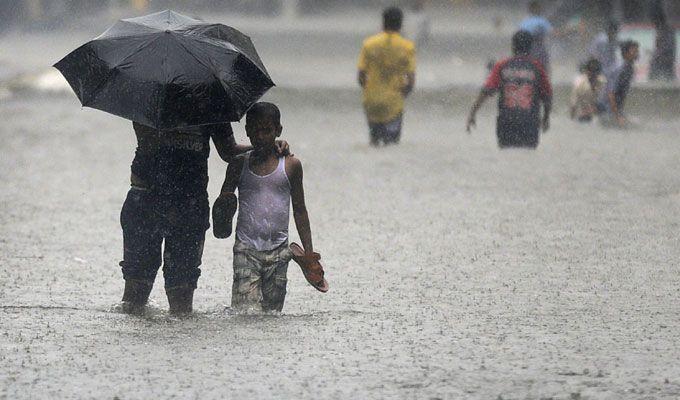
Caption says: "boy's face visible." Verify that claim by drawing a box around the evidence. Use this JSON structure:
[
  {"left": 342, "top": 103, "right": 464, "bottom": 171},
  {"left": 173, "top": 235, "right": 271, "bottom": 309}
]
[
  {"left": 624, "top": 46, "right": 639, "bottom": 63},
  {"left": 246, "top": 117, "right": 281, "bottom": 150}
]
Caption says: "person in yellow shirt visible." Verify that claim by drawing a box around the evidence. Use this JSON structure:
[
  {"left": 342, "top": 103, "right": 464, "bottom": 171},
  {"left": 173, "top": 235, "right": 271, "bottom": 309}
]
[{"left": 358, "top": 7, "right": 416, "bottom": 146}]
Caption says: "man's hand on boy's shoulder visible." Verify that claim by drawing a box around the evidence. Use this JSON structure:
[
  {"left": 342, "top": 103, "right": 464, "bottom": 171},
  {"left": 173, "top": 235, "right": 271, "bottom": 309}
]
[{"left": 275, "top": 140, "right": 292, "bottom": 157}]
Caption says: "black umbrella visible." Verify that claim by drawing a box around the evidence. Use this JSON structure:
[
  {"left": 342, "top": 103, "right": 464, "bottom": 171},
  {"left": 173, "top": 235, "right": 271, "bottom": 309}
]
[{"left": 54, "top": 10, "right": 274, "bottom": 130}]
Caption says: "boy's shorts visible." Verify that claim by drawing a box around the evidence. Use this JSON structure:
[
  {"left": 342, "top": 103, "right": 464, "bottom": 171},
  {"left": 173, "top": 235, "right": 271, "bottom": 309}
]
[{"left": 232, "top": 240, "right": 293, "bottom": 312}]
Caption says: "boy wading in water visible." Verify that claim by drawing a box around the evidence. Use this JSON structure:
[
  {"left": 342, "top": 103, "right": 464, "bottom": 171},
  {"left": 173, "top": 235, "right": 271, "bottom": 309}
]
[
  {"left": 212, "top": 102, "right": 322, "bottom": 312},
  {"left": 599, "top": 40, "right": 639, "bottom": 129},
  {"left": 466, "top": 30, "right": 552, "bottom": 149}
]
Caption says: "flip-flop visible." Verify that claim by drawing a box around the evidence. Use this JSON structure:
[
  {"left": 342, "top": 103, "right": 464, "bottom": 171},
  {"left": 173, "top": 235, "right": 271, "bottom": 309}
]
[{"left": 289, "top": 242, "right": 329, "bottom": 293}]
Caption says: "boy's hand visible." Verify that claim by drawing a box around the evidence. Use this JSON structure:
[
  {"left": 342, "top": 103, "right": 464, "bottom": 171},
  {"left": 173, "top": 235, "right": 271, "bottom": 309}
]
[
  {"left": 466, "top": 114, "right": 476, "bottom": 133},
  {"left": 275, "top": 140, "right": 292, "bottom": 157},
  {"left": 542, "top": 116, "right": 550, "bottom": 132},
  {"left": 212, "top": 193, "right": 237, "bottom": 239}
]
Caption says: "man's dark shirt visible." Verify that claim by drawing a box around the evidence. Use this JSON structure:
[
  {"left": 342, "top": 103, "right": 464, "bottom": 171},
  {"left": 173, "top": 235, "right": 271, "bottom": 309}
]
[
  {"left": 131, "top": 122, "right": 234, "bottom": 197},
  {"left": 484, "top": 55, "right": 552, "bottom": 127}
]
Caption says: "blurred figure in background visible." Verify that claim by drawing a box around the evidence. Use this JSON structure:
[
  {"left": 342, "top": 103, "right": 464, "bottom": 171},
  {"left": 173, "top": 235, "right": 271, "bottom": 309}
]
[
  {"left": 519, "top": 0, "right": 553, "bottom": 75},
  {"left": 588, "top": 20, "right": 621, "bottom": 81},
  {"left": 599, "top": 40, "right": 639, "bottom": 128},
  {"left": 466, "top": 30, "right": 552, "bottom": 149},
  {"left": 570, "top": 58, "right": 606, "bottom": 123},
  {"left": 403, "top": 0, "right": 431, "bottom": 48},
  {"left": 649, "top": 0, "right": 676, "bottom": 81},
  {"left": 131, "top": 0, "right": 149, "bottom": 12},
  {"left": 548, "top": 0, "right": 615, "bottom": 44},
  {"left": 357, "top": 7, "right": 416, "bottom": 146}
]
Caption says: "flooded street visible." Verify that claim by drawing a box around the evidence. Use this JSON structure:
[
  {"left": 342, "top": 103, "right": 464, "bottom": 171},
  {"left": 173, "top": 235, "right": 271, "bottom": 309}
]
[
  {"left": 2, "top": 2, "right": 680, "bottom": 398},
  {"left": 2, "top": 89, "right": 680, "bottom": 398}
]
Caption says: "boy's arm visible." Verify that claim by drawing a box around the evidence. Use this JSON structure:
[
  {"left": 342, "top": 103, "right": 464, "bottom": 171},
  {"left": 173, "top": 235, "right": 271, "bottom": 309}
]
[
  {"left": 212, "top": 156, "right": 243, "bottom": 238},
  {"left": 403, "top": 44, "right": 416, "bottom": 97},
  {"left": 467, "top": 60, "right": 502, "bottom": 133},
  {"left": 287, "top": 157, "right": 313, "bottom": 254}
]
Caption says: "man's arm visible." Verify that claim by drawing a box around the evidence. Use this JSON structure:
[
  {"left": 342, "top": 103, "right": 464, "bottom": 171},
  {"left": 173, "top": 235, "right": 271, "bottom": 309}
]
[
  {"left": 570, "top": 86, "right": 577, "bottom": 119},
  {"left": 467, "top": 60, "right": 502, "bottom": 133},
  {"left": 287, "top": 157, "right": 313, "bottom": 254},
  {"left": 404, "top": 44, "right": 416, "bottom": 97},
  {"left": 211, "top": 124, "right": 249, "bottom": 163},
  {"left": 607, "top": 91, "right": 626, "bottom": 126},
  {"left": 403, "top": 72, "right": 415, "bottom": 97},
  {"left": 536, "top": 61, "right": 552, "bottom": 132},
  {"left": 542, "top": 96, "right": 552, "bottom": 132},
  {"left": 358, "top": 70, "right": 367, "bottom": 88},
  {"left": 357, "top": 43, "right": 368, "bottom": 88},
  {"left": 466, "top": 89, "right": 493, "bottom": 133},
  {"left": 605, "top": 71, "right": 626, "bottom": 127}
]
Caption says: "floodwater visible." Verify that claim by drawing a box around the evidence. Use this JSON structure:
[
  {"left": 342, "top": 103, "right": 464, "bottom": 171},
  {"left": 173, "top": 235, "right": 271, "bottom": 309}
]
[
  {"left": 1, "top": 89, "right": 680, "bottom": 399},
  {"left": 2, "top": 5, "right": 680, "bottom": 399}
]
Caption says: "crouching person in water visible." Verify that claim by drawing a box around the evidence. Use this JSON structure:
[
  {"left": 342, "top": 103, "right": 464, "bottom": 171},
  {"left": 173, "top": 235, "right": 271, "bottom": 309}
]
[
  {"left": 119, "top": 121, "right": 289, "bottom": 315},
  {"left": 571, "top": 58, "right": 606, "bottom": 123},
  {"left": 598, "top": 40, "right": 639, "bottom": 129},
  {"left": 466, "top": 30, "right": 552, "bottom": 149},
  {"left": 213, "top": 102, "right": 316, "bottom": 312}
]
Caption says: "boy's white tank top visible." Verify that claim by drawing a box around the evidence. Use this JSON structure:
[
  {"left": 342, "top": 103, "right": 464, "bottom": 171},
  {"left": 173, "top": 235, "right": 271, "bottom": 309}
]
[{"left": 235, "top": 152, "right": 291, "bottom": 251}]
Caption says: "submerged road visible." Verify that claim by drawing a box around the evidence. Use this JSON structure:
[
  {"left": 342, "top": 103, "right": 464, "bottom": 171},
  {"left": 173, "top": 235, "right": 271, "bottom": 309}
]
[{"left": 1, "top": 91, "right": 680, "bottom": 399}]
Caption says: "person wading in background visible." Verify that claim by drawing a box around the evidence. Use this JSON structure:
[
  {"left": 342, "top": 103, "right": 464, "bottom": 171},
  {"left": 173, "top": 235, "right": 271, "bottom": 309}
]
[
  {"left": 571, "top": 58, "right": 606, "bottom": 123},
  {"left": 519, "top": 0, "right": 553, "bottom": 76},
  {"left": 358, "top": 6, "right": 416, "bottom": 146},
  {"left": 589, "top": 20, "right": 621, "bottom": 82},
  {"left": 466, "top": 30, "right": 552, "bottom": 149},
  {"left": 599, "top": 40, "right": 640, "bottom": 128}
]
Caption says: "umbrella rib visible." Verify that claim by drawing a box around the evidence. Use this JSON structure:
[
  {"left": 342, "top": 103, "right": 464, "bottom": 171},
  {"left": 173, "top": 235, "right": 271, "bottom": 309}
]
[
  {"left": 83, "top": 35, "right": 163, "bottom": 107},
  {"left": 183, "top": 34, "right": 272, "bottom": 81},
  {"left": 172, "top": 36, "right": 247, "bottom": 105},
  {"left": 111, "top": 34, "right": 164, "bottom": 69},
  {"left": 95, "top": 26, "right": 160, "bottom": 41}
]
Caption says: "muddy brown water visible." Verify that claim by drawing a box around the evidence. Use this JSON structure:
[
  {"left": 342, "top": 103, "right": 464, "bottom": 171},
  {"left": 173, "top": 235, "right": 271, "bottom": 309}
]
[{"left": 1, "top": 92, "right": 680, "bottom": 399}]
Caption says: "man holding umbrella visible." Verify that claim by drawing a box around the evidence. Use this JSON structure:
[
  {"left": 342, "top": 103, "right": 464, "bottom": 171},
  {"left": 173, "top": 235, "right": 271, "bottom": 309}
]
[{"left": 55, "top": 10, "right": 284, "bottom": 314}]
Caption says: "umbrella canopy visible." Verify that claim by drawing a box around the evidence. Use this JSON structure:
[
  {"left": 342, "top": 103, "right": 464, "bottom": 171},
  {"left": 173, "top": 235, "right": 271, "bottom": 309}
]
[{"left": 54, "top": 10, "right": 274, "bottom": 130}]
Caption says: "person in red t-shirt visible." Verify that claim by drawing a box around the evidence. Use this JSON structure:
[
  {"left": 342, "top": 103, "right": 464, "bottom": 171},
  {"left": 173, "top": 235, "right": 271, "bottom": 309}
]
[{"left": 466, "top": 30, "right": 552, "bottom": 149}]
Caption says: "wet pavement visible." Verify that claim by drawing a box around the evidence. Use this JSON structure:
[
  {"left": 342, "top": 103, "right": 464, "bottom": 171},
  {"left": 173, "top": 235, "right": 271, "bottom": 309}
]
[{"left": 1, "top": 88, "right": 680, "bottom": 398}]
